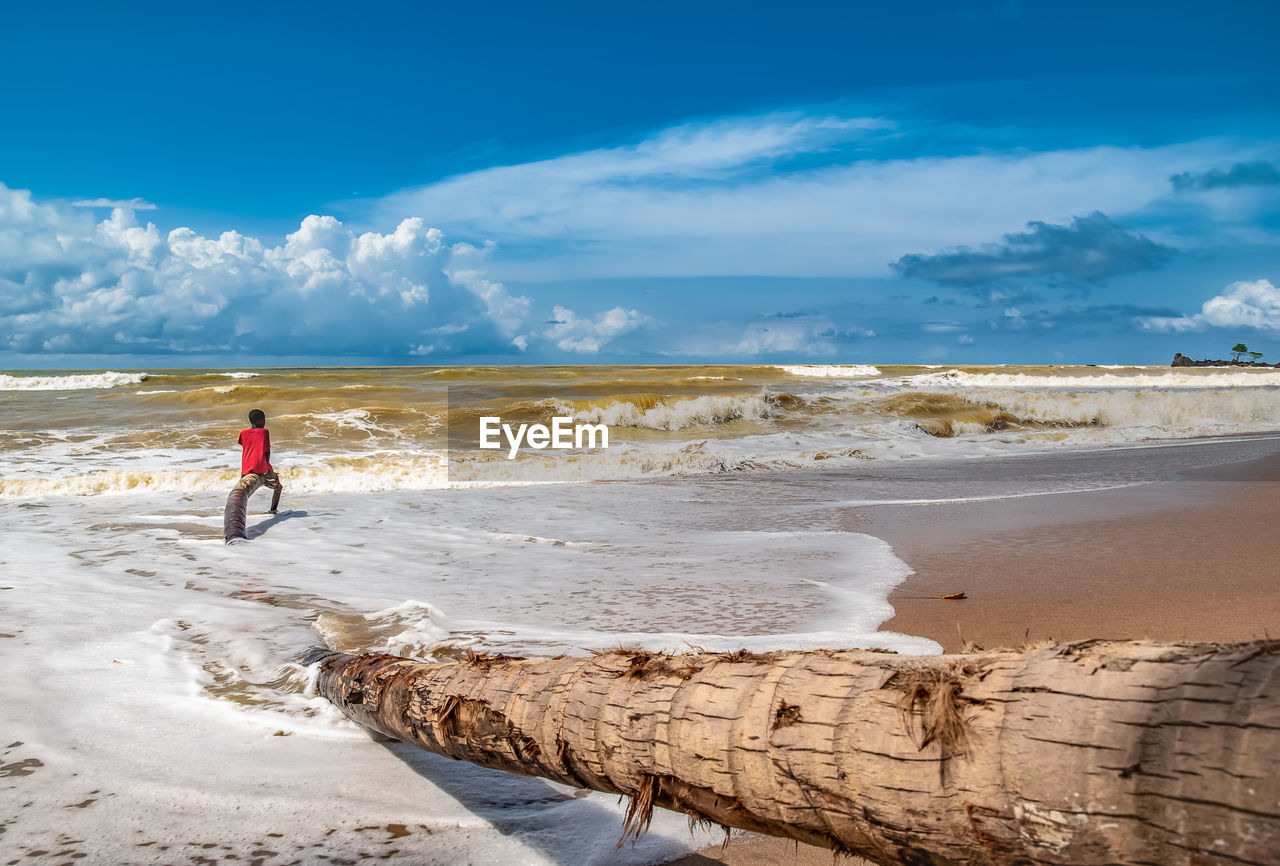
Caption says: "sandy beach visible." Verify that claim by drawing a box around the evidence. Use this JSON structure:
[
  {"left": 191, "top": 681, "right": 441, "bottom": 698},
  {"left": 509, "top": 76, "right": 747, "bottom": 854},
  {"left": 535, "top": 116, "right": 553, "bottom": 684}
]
[
  {"left": 5, "top": 367, "right": 1280, "bottom": 864},
  {"left": 7, "top": 4, "right": 1280, "bottom": 858},
  {"left": 878, "top": 441, "right": 1280, "bottom": 653},
  {"left": 678, "top": 436, "right": 1280, "bottom": 865}
]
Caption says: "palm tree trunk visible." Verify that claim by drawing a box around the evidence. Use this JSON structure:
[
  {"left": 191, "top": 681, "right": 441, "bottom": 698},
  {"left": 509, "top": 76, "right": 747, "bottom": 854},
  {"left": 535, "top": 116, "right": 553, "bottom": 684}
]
[
  {"left": 306, "top": 641, "right": 1280, "bottom": 865},
  {"left": 223, "top": 474, "right": 262, "bottom": 543}
]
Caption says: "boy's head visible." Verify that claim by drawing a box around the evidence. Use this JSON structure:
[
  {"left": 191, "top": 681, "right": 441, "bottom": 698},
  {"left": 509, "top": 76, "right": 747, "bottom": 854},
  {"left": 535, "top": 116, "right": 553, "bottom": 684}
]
[{"left": 248, "top": 409, "right": 266, "bottom": 428}]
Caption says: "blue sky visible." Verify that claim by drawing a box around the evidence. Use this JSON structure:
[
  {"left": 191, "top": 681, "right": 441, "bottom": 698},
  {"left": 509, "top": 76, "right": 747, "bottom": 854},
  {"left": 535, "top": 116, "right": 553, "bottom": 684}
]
[{"left": 2, "top": 0, "right": 1278, "bottom": 365}]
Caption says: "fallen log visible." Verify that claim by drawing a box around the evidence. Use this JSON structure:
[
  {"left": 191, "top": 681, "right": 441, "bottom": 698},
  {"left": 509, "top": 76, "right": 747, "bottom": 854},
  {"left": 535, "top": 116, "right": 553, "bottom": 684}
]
[
  {"left": 307, "top": 641, "right": 1280, "bottom": 865},
  {"left": 223, "top": 473, "right": 263, "bottom": 543}
]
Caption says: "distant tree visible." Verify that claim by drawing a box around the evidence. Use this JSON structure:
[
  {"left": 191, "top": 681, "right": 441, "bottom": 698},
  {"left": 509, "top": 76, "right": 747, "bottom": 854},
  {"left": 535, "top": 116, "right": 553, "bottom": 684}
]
[
  {"left": 1231, "top": 343, "right": 1249, "bottom": 362},
  {"left": 1249, "top": 351, "right": 1264, "bottom": 362}
]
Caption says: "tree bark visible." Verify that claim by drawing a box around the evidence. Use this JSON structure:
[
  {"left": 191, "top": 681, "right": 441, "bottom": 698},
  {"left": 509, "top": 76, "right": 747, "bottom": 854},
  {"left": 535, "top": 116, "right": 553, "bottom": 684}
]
[
  {"left": 307, "top": 641, "right": 1280, "bottom": 865},
  {"left": 223, "top": 474, "right": 263, "bottom": 543}
]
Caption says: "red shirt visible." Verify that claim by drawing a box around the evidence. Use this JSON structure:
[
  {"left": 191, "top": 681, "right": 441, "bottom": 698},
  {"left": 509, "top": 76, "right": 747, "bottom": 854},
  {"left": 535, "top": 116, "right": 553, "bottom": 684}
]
[{"left": 237, "top": 428, "right": 272, "bottom": 475}]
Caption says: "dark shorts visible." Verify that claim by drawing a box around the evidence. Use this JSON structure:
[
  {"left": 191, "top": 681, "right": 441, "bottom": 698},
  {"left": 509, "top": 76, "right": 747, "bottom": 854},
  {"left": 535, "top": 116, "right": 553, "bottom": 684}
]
[{"left": 240, "top": 470, "right": 283, "bottom": 490}]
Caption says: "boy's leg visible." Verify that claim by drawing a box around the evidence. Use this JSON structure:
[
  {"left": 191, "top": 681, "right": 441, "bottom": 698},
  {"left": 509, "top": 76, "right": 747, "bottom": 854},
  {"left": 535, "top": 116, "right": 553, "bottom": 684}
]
[{"left": 264, "top": 471, "right": 283, "bottom": 513}]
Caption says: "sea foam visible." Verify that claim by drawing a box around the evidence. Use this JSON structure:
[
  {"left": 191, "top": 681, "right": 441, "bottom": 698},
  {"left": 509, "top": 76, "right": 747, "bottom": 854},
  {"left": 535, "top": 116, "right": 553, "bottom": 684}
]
[
  {"left": 562, "top": 392, "right": 783, "bottom": 430},
  {"left": 776, "top": 364, "right": 881, "bottom": 377},
  {"left": 4, "top": 363, "right": 1280, "bottom": 497},
  {"left": 903, "top": 368, "right": 1280, "bottom": 389},
  {"left": 0, "top": 370, "right": 147, "bottom": 390}
]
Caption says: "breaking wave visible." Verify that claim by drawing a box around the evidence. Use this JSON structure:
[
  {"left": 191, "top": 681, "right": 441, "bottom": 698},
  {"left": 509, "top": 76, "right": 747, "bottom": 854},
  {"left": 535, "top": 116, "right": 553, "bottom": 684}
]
[
  {"left": 0, "top": 371, "right": 148, "bottom": 391},
  {"left": 5, "top": 364, "right": 1280, "bottom": 497},
  {"left": 904, "top": 368, "right": 1280, "bottom": 389},
  {"left": 135, "top": 382, "right": 397, "bottom": 406},
  {"left": 776, "top": 364, "right": 881, "bottom": 378},
  {"left": 0, "top": 454, "right": 450, "bottom": 497},
  {"left": 865, "top": 392, "right": 1082, "bottom": 438},
  {"left": 560, "top": 392, "right": 797, "bottom": 430}
]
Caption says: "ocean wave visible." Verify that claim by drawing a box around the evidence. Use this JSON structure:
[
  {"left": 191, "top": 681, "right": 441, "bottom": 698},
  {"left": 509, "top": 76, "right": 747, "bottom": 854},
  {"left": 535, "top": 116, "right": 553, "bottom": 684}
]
[
  {"left": 865, "top": 386, "right": 1280, "bottom": 435},
  {"left": 6, "top": 417, "right": 1279, "bottom": 497},
  {"left": 448, "top": 440, "right": 873, "bottom": 485},
  {"left": 0, "top": 467, "right": 244, "bottom": 497},
  {"left": 219, "top": 372, "right": 261, "bottom": 379},
  {"left": 7, "top": 365, "right": 1280, "bottom": 498},
  {"left": 0, "top": 439, "right": 877, "bottom": 496},
  {"left": 904, "top": 368, "right": 1280, "bottom": 389},
  {"left": 866, "top": 392, "right": 1066, "bottom": 437},
  {"left": 0, "top": 371, "right": 148, "bottom": 391},
  {"left": 0, "top": 453, "right": 449, "bottom": 497},
  {"left": 316, "top": 601, "right": 452, "bottom": 659},
  {"left": 136, "top": 382, "right": 396, "bottom": 406},
  {"left": 996, "top": 388, "right": 1280, "bottom": 431},
  {"left": 775, "top": 364, "right": 881, "bottom": 378},
  {"left": 561, "top": 392, "right": 792, "bottom": 430},
  {"left": 286, "top": 406, "right": 444, "bottom": 444}
]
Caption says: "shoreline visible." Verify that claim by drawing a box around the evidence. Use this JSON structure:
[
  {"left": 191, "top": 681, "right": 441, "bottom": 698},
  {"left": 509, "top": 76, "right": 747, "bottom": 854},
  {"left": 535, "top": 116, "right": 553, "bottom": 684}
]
[
  {"left": 8, "top": 417, "right": 1280, "bottom": 865},
  {"left": 672, "top": 437, "right": 1280, "bottom": 865},
  {"left": 876, "top": 444, "right": 1280, "bottom": 652}
]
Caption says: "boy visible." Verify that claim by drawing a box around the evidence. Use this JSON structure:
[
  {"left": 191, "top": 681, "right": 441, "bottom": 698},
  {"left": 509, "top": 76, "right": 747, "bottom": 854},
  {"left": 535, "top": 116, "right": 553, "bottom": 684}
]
[{"left": 237, "top": 408, "right": 283, "bottom": 513}]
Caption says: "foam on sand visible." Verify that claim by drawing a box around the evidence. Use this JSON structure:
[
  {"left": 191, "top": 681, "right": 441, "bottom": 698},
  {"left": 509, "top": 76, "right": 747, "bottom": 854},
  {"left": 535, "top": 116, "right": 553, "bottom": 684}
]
[
  {"left": 1, "top": 476, "right": 937, "bottom": 863},
  {"left": 6, "top": 361, "right": 1278, "bottom": 863}
]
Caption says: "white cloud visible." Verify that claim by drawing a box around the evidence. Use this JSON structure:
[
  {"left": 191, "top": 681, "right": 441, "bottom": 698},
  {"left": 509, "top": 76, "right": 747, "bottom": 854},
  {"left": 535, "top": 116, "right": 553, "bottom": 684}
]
[
  {"left": 541, "top": 305, "right": 649, "bottom": 354},
  {"left": 0, "top": 183, "right": 534, "bottom": 356},
  {"left": 70, "top": 197, "right": 157, "bottom": 210},
  {"left": 1136, "top": 314, "right": 1202, "bottom": 333},
  {"left": 368, "top": 112, "right": 1262, "bottom": 281},
  {"left": 667, "top": 314, "right": 854, "bottom": 357},
  {"left": 733, "top": 322, "right": 835, "bottom": 355},
  {"left": 446, "top": 241, "right": 532, "bottom": 337},
  {"left": 1137, "top": 279, "right": 1280, "bottom": 333}
]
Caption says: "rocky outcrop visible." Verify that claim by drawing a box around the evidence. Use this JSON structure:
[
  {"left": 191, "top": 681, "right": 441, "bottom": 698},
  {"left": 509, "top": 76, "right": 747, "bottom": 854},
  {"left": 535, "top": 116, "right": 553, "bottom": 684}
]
[{"left": 1172, "top": 353, "right": 1279, "bottom": 367}]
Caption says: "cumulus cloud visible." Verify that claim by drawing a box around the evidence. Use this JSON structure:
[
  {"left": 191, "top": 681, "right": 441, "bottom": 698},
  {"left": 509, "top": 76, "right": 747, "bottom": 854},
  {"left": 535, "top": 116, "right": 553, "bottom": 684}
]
[
  {"left": 0, "top": 183, "right": 535, "bottom": 356},
  {"left": 446, "top": 241, "right": 532, "bottom": 338},
  {"left": 370, "top": 112, "right": 1238, "bottom": 280},
  {"left": 1170, "top": 161, "right": 1280, "bottom": 192},
  {"left": 891, "top": 212, "right": 1173, "bottom": 290},
  {"left": 541, "top": 305, "right": 650, "bottom": 354},
  {"left": 1138, "top": 279, "right": 1280, "bottom": 333}
]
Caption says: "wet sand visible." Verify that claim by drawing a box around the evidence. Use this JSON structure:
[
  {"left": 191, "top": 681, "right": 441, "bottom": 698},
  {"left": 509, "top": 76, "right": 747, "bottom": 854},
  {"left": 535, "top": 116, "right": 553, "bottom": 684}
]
[
  {"left": 672, "top": 439, "right": 1280, "bottom": 865},
  {"left": 669, "top": 833, "right": 857, "bottom": 865},
  {"left": 877, "top": 444, "right": 1280, "bottom": 652}
]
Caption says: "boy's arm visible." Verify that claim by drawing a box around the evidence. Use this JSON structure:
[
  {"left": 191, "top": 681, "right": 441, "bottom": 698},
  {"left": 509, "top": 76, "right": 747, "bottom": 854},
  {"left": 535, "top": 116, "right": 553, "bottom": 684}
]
[{"left": 265, "top": 429, "right": 271, "bottom": 460}]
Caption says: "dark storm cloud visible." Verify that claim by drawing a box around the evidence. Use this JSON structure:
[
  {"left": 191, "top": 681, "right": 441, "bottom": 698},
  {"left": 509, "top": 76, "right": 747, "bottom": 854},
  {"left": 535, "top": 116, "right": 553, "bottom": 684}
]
[
  {"left": 1170, "top": 161, "right": 1280, "bottom": 192},
  {"left": 891, "top": 212, "right": 1174, "bottom": 289}
]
